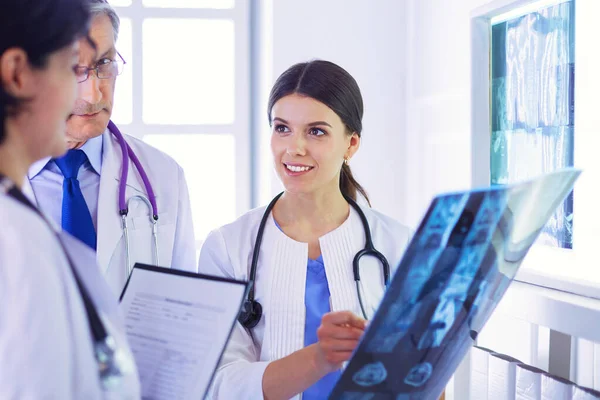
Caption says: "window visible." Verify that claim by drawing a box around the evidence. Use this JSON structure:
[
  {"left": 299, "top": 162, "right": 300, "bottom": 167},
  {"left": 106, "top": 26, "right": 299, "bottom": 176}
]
[
  {"left": 472, "top": 0, "right": 600, "bottom": 296},
  {"left": 111, "top": 1, "right": 251, "bottom": 250},
  {"left": 490, "top": 0, "right": 574, "bottom": 249}
]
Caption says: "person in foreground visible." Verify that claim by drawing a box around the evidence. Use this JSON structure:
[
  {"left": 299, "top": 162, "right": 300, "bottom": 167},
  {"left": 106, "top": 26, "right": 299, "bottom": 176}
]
[
  {"left": 198, "top": 60, "right": 412, "bottom": 399},
  {"left": 0, "top": 0, "right": 140, "bottom": 398}
]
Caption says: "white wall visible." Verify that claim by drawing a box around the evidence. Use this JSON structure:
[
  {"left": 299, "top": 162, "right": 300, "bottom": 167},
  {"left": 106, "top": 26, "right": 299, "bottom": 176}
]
[
  {"left": 258, "top": 0, "right": 409, "bottom": 224},
  {"left": 261, "top": 0, "right": 498, "bottom": 226},
  {"left": 403, "top": 0, "right": 530, "bottom": 363},
  {"left": 404, "top": 0, "right": 493, "bottom": 228}
]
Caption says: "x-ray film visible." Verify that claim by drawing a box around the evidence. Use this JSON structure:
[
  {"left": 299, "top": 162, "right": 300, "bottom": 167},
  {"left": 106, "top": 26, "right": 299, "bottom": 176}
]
[{"left": 329, "top": 168, "right": 581, "bottom": 400}]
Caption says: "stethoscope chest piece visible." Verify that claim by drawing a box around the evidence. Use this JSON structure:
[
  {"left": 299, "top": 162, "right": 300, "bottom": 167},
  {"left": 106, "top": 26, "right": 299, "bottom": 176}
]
[{"left": 238, "top": 299, "right": 263, "bottom": 329}]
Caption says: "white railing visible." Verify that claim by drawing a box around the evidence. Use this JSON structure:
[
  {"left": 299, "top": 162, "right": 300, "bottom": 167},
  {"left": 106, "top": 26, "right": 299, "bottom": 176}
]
[{"left": 448, "top": 281, "right": 600, "bottom": 399}]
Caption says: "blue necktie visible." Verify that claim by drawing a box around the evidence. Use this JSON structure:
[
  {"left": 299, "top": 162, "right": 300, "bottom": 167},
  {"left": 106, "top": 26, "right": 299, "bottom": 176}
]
[{"left": 54, "top": 149, "right": 97, "bottom": 250}]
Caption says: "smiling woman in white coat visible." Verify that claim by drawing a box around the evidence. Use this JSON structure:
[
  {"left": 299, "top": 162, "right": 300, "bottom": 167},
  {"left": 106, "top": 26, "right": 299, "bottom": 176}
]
[
  {"left": 0, "top": 1, "right": 140, "bottom": 398},
  {"left": 198, "top": 60, "right": 412, "bottom": 399},
  {"left": 23, "top": 0, "right": 197, "bottom": 296}
]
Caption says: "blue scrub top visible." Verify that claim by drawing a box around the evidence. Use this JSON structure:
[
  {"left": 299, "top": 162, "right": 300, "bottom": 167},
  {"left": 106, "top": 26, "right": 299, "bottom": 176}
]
[
  {"left": 273, "top": 220, "right": 341, "bottom": 398},
  {"left": 303, "top": 255, "right": 341, "bottom": 399}
]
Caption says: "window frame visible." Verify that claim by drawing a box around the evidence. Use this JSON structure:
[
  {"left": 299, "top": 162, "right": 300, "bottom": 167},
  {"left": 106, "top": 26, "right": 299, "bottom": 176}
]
[
  {"left": 471, "top": 0, "right": 600, "bottom": 300},
  {"left": 112, "top": 1, "right": 252, "bottom": 250}
]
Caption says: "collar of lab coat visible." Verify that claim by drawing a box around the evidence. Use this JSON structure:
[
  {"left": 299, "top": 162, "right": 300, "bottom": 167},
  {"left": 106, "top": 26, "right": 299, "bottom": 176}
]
[{"left": 96, "top": 129, "right": 149, "bottom": 271}]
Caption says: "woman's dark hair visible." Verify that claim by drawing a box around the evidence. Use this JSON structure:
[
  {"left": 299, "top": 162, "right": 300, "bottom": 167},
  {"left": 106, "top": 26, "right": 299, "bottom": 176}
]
[
  {"left": 0, "top": 0, "right": 92, "bottom": 144},
  {"left": 267, "top": 60, "right": 371, "bottom": 206}
]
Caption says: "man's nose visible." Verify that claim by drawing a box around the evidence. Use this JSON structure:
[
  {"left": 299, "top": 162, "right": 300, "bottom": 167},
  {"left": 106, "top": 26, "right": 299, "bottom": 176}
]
[{"left": 78, "top": 73, "right": 103, "bottom": 105}]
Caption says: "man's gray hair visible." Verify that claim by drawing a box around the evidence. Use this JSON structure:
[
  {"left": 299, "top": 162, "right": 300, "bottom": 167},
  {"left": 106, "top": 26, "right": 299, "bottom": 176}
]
[{"left": 89, "top": 0, "right": 120, "bottom": 41}]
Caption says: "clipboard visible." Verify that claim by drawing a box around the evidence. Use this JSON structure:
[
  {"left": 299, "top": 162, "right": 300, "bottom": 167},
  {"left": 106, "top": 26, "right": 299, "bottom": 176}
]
[{"left": 119, "top": 263, "right": 248, "bottom": 400}]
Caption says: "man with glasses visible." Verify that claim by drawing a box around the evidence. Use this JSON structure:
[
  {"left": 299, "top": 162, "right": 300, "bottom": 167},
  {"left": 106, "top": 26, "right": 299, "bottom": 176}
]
[{"left": 26, "top": 0, "right": 197, "bottom": 295}]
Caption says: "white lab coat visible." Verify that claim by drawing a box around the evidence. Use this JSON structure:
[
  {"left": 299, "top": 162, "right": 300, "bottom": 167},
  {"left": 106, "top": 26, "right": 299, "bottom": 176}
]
[
  {"left": 23, "top": 129, "right": 197, "bottom": 296},
  {"left": 0, "top": 190, "right": 140, "bottom": 399},
  {"left": 198, "top": 204, "right": 412, "bottom": 399}
]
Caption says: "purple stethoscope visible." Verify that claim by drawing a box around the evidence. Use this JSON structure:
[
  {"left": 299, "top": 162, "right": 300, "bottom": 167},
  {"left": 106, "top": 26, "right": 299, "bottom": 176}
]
[{"left": 107, "top": 120, "right": 159, "bottom": 276}]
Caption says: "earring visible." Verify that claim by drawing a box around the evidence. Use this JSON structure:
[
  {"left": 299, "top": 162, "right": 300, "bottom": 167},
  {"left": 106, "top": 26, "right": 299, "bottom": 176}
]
[{"left": 344, "top": 157, "right": 349, "bottom": 165}]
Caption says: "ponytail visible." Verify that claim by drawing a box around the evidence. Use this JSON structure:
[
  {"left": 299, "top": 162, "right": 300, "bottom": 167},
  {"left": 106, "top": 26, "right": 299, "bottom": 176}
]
[{"left": 340, "top": 162, "right": 371, "bottom": 207}]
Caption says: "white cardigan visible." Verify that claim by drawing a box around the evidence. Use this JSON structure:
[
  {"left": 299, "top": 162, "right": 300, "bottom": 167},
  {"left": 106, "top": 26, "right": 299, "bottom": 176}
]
[{"left": 198, "top": 204, "right": 412, "bottom": 400}]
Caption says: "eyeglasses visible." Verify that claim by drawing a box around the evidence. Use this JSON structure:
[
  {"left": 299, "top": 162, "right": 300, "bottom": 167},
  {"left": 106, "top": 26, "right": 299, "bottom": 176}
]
[{"left": 75, "top": 52, "right": 126, "bottom": 83}]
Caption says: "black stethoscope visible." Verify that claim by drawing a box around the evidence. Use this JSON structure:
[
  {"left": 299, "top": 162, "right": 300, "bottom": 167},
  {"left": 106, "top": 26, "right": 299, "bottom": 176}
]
[{"left": 238, "top": 192, "right": 391, "bottom": 329}]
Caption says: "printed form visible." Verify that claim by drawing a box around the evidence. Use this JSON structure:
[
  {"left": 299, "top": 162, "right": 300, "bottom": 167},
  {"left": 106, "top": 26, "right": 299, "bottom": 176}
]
[{"left": 120, "top": 265, "right": 247, "bottom": 400}]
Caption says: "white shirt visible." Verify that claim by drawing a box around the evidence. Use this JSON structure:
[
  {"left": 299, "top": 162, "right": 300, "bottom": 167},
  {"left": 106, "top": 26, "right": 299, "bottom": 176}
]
[
  {"left": 28, "top": 133, "right": 103, "bottom": 230},
  {"left": 198, "top": 204, "right": 412, "bottom": 399}
]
